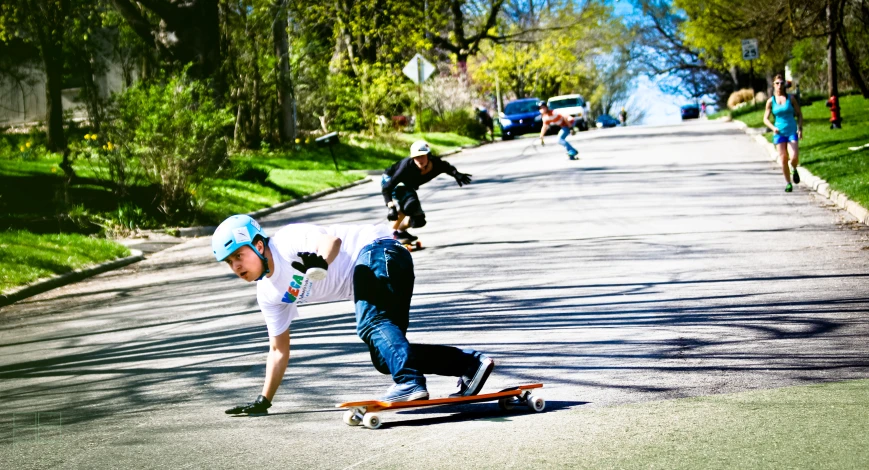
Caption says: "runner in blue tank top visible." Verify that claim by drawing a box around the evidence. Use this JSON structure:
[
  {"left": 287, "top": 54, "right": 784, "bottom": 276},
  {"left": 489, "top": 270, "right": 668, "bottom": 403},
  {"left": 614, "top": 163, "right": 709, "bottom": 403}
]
[{"left": 763, "top": 74, "right": 804, "bottom": 192}]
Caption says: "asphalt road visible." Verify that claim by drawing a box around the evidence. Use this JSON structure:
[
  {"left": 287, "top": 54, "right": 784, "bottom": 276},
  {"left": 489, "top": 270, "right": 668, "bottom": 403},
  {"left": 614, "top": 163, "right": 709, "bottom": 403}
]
[{"left": 2, "top": 120, "right": 868, "bottom": 469}]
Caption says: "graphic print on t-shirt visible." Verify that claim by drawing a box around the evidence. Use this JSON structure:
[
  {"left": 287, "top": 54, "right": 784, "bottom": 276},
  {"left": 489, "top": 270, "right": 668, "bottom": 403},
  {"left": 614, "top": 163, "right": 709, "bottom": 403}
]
[{"left": 281, "top": 273, "right": 305, "bottom": 304}]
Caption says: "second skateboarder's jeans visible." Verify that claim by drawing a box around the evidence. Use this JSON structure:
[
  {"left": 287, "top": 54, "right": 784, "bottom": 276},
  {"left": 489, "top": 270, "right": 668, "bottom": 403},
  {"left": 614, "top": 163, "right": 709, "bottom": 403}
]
[
  {"left": 353, "top": 238, "right": 473, "bottom": 386},
  {"left": 559, "top": 127, "right": 577, "bottom": 155}
]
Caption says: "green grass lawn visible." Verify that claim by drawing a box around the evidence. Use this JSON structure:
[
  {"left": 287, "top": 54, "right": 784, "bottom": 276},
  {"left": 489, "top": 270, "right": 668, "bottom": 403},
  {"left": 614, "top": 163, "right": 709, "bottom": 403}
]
[
  {"left": 0, "top": 231, "right": 130, "bottom": 293},
  {"left": 726, "top": 94, "right": 869, "bottom": 208},
  {"left": 0, "top": 130, "right": 480, "bottom": 231},
  {"left": 0, "top": 130, "right": 479, "bottom": 293},
  {"left": 556, "top": 379, "right": 869, "bottom": 469}
]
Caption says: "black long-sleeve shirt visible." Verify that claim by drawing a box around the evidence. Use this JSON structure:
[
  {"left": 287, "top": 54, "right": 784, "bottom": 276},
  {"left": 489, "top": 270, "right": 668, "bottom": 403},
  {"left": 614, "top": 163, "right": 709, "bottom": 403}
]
[{"left": 381, "top": 156, "right": 459, "bottom": 204}]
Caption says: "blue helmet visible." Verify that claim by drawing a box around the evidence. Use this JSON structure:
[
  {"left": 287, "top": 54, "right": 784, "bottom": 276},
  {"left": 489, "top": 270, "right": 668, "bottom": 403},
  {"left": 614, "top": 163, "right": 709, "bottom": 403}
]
[{"left": 212, "top": 214, "right": 268, "bottom": 262}]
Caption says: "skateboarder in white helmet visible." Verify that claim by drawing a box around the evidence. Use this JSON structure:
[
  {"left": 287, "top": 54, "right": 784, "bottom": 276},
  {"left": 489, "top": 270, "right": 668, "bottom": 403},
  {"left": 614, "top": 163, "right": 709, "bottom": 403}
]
[
  {"left": 213, "top": 214, "right": 495, "bottom": 415},
  {"left": 381, "top": 140, "right": 472, "bottom": 244}
]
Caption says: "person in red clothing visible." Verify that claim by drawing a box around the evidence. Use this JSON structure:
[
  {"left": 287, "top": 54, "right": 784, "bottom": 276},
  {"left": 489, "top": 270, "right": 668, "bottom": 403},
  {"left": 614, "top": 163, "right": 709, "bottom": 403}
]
[{"left": 538, "top": 101, "right": 579, "bottom": 160}]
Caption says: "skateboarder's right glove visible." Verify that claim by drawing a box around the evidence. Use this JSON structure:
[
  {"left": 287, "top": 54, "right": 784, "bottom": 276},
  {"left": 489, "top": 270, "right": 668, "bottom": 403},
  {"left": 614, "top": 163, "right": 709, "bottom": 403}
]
[
  {"left": 225, "top": 394, "right": 271, "bottom": 415},
  {"left": 292, "top": 252, "right": 329, "bottom": 273},
  {"left": 386, "top": 204, "right": 399, "bottom": 221},
  {"left": 453, "top": 172, "right": 472, "bottom": 187}
]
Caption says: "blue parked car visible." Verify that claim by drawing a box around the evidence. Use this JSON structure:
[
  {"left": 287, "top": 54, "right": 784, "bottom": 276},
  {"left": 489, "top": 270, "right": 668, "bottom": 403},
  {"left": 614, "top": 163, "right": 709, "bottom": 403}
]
[
  {"left": 681, "top": 104, "right": 700, "bottom": 120},
  {"left": 595, "top": 114, "right": 620, "bottom": 128},
  {"left": 498, "top": 98, "right": 544, "bottom": 140}
]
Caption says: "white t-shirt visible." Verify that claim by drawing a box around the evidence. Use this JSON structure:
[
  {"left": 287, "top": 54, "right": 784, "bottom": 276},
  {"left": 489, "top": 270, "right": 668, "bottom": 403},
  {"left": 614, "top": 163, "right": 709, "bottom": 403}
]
[{"left": 256, "top": 223, "right": 392, "bottom": 337}]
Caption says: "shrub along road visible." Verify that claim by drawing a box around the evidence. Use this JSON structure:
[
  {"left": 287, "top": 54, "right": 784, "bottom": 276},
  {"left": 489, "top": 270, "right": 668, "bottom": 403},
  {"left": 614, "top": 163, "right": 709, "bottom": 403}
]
[{"left": 1, "top": 120, "right": 867, "bottom": 468}]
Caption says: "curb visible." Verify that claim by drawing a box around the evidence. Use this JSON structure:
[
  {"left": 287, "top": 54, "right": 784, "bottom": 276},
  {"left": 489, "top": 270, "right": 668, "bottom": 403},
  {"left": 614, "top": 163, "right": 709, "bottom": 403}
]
[
  {"left": 734, "top": 120, "right": 869, "bottom": 225},
  {"left": 0, "top": 249, "right": 144, "bottom": 308}
]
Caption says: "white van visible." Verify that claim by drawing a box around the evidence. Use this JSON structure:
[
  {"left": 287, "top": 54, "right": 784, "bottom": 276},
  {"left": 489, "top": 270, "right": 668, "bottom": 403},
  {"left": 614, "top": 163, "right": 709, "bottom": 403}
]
[{"left": 547, "top": 94, "right": 590, "bottom": 131}]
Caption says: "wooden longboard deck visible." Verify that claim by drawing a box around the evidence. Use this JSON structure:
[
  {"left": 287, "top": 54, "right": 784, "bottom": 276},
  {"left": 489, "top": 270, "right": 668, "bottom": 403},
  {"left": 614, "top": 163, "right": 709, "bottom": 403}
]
[
  {"left": 403, "top": 241, "right": 423, "bottom": 252},
  {"left": 336, "top": 383, "right": 542, "bottom": 413}
]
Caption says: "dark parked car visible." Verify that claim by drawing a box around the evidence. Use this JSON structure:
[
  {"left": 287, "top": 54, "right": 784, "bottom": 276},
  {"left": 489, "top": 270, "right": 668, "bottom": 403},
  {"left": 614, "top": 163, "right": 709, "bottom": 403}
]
[
  {"left": 681, "top": 104, "right": 700, "bottom": 120},
  {"left": 595, "top": 114, "right": 620, "bottom": 128},
  {"left": 499, "top": 98, "right": 544, "bottom": 140}
]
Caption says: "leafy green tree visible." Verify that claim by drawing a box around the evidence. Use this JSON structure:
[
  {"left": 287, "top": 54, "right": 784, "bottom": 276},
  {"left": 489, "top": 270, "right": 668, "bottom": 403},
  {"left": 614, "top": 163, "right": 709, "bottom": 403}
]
[
  {"left": 470, "top": 1, "right": 625, "bottom": 104},
  {"left": 1, "top": 0, "right": 74, "bottom": 174},
  {"left": 630, "top": 0, "right": 731, "bottom": 103},
  {"left": 675, "top": 0, "right": 868, "bottom": 98},
  {"left": 427, "top": 0, "right": 505, "bottom": 69},
  {"left": 108, "top": 0, "right": 222, "bottom": 86}
]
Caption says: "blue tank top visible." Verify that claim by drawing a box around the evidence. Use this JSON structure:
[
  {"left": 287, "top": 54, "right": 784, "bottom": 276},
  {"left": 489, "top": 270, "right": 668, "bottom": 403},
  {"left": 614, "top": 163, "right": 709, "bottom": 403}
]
[{"left": 771, "top": 95, "right": 797, "bottom": 136}]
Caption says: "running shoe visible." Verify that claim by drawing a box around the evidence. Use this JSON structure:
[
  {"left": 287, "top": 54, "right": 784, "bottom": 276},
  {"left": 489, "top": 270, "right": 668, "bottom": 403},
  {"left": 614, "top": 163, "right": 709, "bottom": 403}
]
[
  {"left": 792, "top": 168, "right": 800, "bottom": 184},
  {"left": 380, "top": 383, "right": 429, "bottom": 403},
  {"left": 393, "top": 230, "right": 418, "bottom": 243},
  {"left": 785, "top": 183, "right": 793, "bottom": 192},
  {"left": 450, "top": 352, "right": 495, "bottom": 397}
]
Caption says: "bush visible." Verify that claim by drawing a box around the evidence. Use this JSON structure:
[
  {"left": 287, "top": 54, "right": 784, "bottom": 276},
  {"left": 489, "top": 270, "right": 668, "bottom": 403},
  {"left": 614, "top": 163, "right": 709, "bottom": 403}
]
[
  {"left": 103, "top": 73, "right": 233, "bottom": 221},
  {"left": 325, "top": 65, "right": 412, "bottom": 133},
  {"left": 727, "top": 89, "right": 758, "bottom": 109},
  {"left": 419, "top": 109, "right": 487, "bottom": 139}
]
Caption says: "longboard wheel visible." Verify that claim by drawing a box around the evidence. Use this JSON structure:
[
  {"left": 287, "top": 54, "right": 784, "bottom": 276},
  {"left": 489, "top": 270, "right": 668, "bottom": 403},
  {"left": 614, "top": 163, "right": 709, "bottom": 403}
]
[
  {"left": 362, "top": 412, "right": 382, "bottom": 429},
  {"left": 526, "top": 394, "right": 545, "bottom": 412},
  {"left": 343, "top": 409, "right": 362, "bottom": 426}
]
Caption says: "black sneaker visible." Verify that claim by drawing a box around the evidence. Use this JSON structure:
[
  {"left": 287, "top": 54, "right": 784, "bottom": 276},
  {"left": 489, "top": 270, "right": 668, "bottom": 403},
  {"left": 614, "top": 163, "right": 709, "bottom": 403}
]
[
  {"left": 450, "top": 352, "right": 494, "bottom": 397},
  {"left": 792, "top": 168, "right": 800, "bottom": 184},
  {"left": 785, "top": 183, "right": 793, "bottom": 192},
  {"left": 393, "top": 230, "right": 418, "bottom": 243}
]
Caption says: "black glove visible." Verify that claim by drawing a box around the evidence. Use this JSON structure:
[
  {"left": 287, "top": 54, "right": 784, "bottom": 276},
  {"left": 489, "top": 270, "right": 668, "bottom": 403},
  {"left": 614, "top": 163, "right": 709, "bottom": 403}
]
[
  {"left": 292, "top": 252, "right": 328, "bottom": 273},
  {"left": 386, "top": 204, "right": 399, "bottom": 221},
  {"left": 454, "top": 172, "right": 472, "bottom": 187},
  {"left": 225, "top": 395, "right": 271, "bottom": 415}
]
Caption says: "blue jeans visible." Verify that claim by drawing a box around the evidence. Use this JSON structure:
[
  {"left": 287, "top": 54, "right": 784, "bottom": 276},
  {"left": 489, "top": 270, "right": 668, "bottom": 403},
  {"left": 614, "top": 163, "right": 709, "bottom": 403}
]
[
  {"left": 353, "top": 238, "right": 473, "bottom": 385},
  {"left": 558, "top": 127, "right": 577, "bottom": 155}
]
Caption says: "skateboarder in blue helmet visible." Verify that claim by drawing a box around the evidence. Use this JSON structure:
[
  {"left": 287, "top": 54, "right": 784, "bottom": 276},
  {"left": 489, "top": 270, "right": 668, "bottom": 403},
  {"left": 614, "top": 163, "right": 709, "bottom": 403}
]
[
  {"left": 214, "top": 214, "right": 495, "bottom": 415},
  {"left": 381, "top": 140, "right": 472, "bottom": 244}
]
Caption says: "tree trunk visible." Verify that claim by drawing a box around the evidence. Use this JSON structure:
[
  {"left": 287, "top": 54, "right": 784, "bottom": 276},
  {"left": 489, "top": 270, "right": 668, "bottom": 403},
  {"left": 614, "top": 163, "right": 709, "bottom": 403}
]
[
  {"left": 272, "top": 1, "right": 295, "bottom": 144},
  {"left": 837, "top": 27, "right": 869, "bottom": 98},
  {"left": 41, "top": 37, "right": 73, "bottom": 178},
  {"left": 827, "top": 0, "right": 839, "bottom": 97}
]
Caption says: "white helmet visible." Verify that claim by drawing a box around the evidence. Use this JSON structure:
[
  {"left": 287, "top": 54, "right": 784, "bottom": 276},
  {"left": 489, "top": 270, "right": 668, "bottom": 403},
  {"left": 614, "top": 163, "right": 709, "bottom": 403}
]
[{"left": 409, "top": 140, "right": 431, "bottom": 158}]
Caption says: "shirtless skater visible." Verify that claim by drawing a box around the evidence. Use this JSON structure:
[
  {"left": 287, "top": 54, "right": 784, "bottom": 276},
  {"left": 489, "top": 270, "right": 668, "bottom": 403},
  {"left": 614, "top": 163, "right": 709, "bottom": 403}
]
[{"left": 538, "top": 101, "right": 579, "bottom": 160}]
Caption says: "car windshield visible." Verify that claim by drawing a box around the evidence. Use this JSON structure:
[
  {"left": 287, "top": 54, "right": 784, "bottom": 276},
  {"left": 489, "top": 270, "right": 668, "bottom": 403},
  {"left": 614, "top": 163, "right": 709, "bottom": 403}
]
[
  {"left": 504, "top": 100, "right": 540, "bottom": 115},
  {"left": 549, "top": 97, "right": 584, "bottom": 109}
]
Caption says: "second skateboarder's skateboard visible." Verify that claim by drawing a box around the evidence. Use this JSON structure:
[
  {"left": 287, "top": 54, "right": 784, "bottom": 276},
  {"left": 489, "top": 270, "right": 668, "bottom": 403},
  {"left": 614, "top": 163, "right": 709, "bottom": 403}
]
[
  {"left": 336, "top": 383, "right": 544, "bottom": 429},
  {"left": 402, "top": 240, "right": 423, "bottom": 252}
]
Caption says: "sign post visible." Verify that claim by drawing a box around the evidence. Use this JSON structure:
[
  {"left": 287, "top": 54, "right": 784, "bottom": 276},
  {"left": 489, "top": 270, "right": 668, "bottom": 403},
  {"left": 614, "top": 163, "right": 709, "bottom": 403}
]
[
  {"left": 742, "top": 39, "right": 759, "bottom": 108},
  {"left": 402, "top": 54, "right": 435, "bottom": 132}
]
